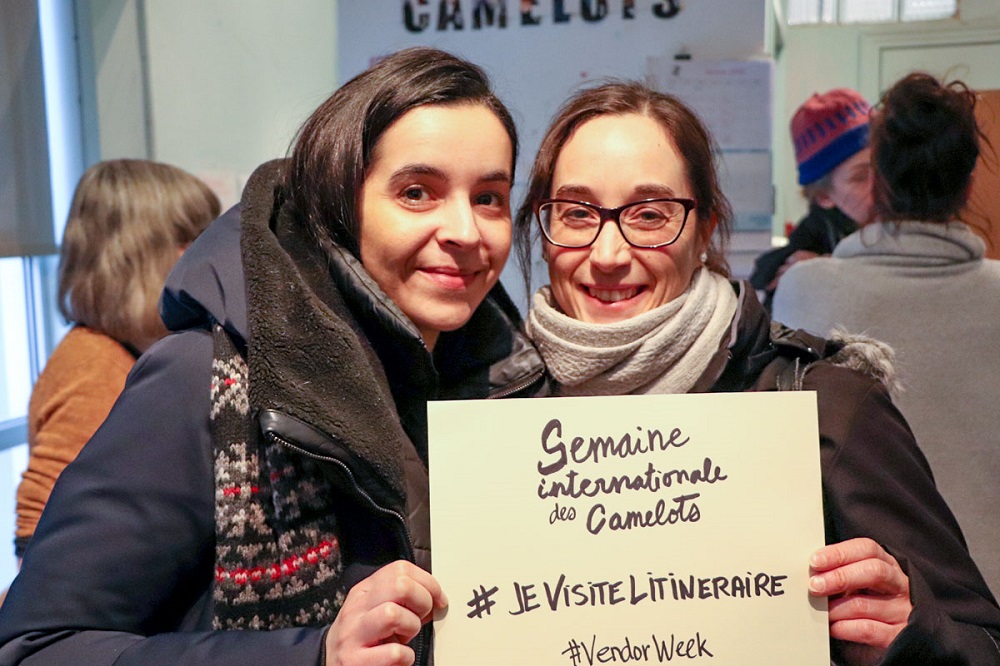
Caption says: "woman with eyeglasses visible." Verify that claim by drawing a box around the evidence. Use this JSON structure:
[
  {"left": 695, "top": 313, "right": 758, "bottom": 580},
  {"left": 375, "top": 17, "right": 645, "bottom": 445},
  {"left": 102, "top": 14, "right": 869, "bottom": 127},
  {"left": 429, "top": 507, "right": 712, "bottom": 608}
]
[{"left": 514, "top": 81, "right": 1000, "bottom": 665}]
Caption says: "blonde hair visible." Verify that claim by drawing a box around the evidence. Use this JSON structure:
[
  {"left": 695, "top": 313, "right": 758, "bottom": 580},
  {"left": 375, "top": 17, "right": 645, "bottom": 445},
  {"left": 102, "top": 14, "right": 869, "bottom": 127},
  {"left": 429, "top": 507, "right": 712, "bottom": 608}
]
[{"left": 58, "top": 159, "right": 221, "bottom": 351}]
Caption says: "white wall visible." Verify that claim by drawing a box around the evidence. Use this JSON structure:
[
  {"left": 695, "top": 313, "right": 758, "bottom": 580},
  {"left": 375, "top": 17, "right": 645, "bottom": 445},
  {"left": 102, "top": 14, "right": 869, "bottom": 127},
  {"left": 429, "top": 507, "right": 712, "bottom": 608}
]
[
  {"left": 85, "top": 0, "right": 339, "bottom": 209},
  {"left": 81, "top": 0, "right": 1000, "bottom": 252},
  {"left": 79, "top": 0, "right": 149, "bottom": 166}
]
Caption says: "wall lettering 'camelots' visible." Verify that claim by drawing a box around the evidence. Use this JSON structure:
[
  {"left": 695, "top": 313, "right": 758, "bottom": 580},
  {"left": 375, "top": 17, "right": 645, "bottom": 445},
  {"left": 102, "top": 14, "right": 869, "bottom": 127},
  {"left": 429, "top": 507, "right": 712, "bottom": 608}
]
[{"left": 403, "top": 0, "right": 681, "bottom": 33}]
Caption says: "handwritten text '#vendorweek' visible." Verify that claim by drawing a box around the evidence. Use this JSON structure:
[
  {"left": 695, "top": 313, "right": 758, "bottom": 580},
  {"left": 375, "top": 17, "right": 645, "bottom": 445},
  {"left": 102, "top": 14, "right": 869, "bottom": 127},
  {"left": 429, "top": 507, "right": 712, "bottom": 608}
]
[{"left": 563, "top": 633, "right": 713, "bottom": 665}]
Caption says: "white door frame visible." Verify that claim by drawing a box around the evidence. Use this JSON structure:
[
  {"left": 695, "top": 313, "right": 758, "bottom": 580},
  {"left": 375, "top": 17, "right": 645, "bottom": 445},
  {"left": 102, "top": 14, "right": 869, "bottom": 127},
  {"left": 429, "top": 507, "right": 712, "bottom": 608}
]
[{"left": 859, "top": 25, "right": 1000, "bottom": 100}]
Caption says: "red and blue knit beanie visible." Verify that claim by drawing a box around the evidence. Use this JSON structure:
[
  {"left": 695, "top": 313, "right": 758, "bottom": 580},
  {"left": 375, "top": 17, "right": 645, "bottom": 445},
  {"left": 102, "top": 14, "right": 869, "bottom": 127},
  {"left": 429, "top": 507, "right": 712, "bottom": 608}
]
[{"left": 791, "top": 88, "right": 871, "bottom": 185}]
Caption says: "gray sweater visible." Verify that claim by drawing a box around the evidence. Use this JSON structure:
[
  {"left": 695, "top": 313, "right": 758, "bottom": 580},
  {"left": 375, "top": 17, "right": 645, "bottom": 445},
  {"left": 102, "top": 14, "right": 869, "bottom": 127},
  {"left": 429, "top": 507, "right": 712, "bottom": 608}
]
[{"left": 773, "top": 220, "right": 1000, "bottom": 599}]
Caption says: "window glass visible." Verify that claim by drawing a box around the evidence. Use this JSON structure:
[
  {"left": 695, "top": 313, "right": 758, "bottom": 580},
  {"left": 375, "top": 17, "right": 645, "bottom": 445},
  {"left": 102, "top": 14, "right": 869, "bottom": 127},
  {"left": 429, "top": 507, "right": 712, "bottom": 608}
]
[
  {"left": 901, "top": 0, "right": 956, "bottom": 20},
  {"left": 0, "top": 444, "right": 28, "bottom": 584},
  {"left": 786, "top": 1, "right": 821, "bottom": 24},
  {"left": 0, "top": 258, "right": 32, "bottom": 422},
  {"left": 841, "top": 0, "right": 895, "bottom": 22},
  {"left": 786, "top": 0, "right": 956, "bottom": 23},
  {"left": 1, "top": 257, "right": 32, "bottom": 589},
  {"left": 1, "top": 0, "right": 79, "bottom": 590}
]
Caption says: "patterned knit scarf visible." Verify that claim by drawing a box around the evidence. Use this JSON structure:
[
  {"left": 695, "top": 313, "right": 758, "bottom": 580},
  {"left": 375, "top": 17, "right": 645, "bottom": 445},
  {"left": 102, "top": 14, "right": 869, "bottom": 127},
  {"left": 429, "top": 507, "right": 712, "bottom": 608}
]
[
  {"left": 210, "top": 324, "right": 346, "bottom": 630},
  {"left": 525, "top": 268, "right": 738, "bottom": 396}
]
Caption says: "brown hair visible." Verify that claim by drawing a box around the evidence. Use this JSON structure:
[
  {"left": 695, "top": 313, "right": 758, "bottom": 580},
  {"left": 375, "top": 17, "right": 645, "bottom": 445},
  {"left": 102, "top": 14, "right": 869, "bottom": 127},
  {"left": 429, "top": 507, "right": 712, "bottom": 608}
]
[
  {"left": 514, "top": 80, "right": 732, "bottom": 292},
  {"left": 58, "top": 159, "right": 220, "bottom": 351},
  {"left": 284, "top": 46, "right": 518, "bottom": 260},
  {"left": 872, "top": 72, "right": 985, "bottom": 223}
]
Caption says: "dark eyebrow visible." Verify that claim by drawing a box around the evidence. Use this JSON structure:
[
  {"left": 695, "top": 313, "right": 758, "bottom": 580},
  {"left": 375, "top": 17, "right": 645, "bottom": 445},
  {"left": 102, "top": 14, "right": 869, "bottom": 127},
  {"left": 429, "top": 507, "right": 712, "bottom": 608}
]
[
  {"left": 480, "top": 170, "right": 513, "bottom": 185},
  {"left": 553, "top": 183, "right": 680, "bottom": 202},
  {"left": 388, "top": 165, "right": 513, "bottom": 186},
  {"left": 632, "top": 184, "right": 679, "bottom": 198},
  {"left": 553, "top": 184, "right": 595, "bottom": 200},
  {"left": 389, "top": 164, "right": 447, "bottom": 184}
]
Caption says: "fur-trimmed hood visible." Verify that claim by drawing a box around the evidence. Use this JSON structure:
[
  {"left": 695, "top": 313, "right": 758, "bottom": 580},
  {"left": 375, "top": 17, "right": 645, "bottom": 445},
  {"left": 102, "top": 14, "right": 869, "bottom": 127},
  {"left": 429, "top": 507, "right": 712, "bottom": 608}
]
[
  {"left": 161, "top": 159, "right": 545, "bottom": 502},
  {"left": 826, "top": 328, "right": 900, "bottom": 397}
]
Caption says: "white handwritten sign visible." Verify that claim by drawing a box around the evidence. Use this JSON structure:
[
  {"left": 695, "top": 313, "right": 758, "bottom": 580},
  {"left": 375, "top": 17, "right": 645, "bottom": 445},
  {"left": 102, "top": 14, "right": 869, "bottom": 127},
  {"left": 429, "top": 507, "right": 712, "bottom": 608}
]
[{"left": 429, "top": 391, "right": 829, "bottom": 665}]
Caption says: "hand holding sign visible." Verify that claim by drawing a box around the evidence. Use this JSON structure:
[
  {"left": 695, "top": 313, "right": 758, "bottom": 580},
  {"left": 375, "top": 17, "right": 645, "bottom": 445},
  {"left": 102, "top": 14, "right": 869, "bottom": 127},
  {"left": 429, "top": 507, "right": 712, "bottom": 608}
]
[
  {"left": 810, "top": 537, "right": 913, "bottom": 661},
  {"left": 324, "top": 560, "right": 446, "bottom": 666}
]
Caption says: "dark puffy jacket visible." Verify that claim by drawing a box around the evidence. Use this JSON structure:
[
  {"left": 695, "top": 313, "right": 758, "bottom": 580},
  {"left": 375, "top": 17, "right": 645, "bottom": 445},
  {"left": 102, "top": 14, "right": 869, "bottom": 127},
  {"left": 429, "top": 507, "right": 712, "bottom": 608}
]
[
  {"left": 749, "top": 203, "right": 858, "bottom": 311},
  {"left": 0, "top": 160, "right": 544, "bottom": 666}
]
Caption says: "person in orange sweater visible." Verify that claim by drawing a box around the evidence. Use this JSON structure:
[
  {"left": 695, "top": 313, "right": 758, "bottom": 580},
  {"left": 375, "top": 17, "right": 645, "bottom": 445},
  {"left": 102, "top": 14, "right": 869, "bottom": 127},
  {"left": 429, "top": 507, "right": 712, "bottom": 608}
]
[{"left": 14, "top": 159, "right": 220, "bottom": 558}]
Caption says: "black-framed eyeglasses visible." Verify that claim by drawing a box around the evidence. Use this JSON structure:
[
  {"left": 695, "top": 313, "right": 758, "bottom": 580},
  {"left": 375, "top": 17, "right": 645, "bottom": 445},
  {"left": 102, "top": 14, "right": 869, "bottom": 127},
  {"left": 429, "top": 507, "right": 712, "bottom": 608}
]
[{"left": 535, "top": 197, "right": 697, "bottom": 249}]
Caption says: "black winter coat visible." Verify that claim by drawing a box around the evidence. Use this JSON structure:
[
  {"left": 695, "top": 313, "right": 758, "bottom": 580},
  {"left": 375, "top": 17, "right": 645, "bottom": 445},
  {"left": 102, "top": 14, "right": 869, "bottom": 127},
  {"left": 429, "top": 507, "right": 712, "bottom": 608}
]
[
  {"left": 749, "top": 204, "right": 858, "bottom": 311},
  {"left": 0, "top": 161, "right": 544, "bottom": 666}
]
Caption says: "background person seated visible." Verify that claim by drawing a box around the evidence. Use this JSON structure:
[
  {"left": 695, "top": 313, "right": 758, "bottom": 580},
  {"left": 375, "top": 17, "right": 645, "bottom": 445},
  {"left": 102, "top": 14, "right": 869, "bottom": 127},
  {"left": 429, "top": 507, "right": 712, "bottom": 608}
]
[
  {"left": 750, "top": 88, "right": 874, "bottom": 310},
  {"left": 13, "top": 159, "right": 220, "bottom": 560}
]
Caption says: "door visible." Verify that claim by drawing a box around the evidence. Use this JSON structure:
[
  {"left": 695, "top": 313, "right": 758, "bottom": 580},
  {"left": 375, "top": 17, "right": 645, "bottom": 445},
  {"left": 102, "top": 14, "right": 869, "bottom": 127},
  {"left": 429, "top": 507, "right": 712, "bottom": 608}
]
[{"left": 967, "top": 89, "right": 1000, "bottom": 259}]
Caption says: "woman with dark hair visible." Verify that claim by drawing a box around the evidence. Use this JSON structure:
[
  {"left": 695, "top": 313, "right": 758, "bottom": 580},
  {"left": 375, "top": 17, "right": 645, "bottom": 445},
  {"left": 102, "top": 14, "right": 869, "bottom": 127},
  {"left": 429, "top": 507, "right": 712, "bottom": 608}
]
[
  {"left": 15, "top": 159, "right": 220, "bottom": 559},
  {"left": 0, "top": 47, "right": 543, "bottom": 666},
  {"left": 515, "top": 80, "right": 1000, "bottom": 664},
  {"left": 773, "top": 73, "right": 1000, "bottom": 599}
]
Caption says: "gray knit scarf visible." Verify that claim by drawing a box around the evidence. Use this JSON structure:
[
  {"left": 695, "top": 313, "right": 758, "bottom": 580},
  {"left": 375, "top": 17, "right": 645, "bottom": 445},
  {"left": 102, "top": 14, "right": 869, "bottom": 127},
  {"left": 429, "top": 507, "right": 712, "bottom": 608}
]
[{"left": 525, "top": 268, "right": 738, "bottom": 396}]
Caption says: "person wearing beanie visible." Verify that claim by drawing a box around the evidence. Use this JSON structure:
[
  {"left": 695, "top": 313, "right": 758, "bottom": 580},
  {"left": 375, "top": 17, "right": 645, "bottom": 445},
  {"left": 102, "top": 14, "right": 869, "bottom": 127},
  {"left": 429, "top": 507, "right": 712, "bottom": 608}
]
[{"left": 750, "top": 88, "right": 874, "bottom": 310}]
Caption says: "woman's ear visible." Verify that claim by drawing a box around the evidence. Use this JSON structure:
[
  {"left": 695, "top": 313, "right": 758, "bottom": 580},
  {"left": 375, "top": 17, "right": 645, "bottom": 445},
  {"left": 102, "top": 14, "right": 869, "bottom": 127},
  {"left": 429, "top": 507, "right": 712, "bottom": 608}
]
[
  {"left": 700, "top": 211, "right": 719, "bottom": 250},
  {"left": 697, "top": 212, "right": 718, "bottom": 265},
  {"left": 705, "top": 211, "right": 719, "bottom": 237}
]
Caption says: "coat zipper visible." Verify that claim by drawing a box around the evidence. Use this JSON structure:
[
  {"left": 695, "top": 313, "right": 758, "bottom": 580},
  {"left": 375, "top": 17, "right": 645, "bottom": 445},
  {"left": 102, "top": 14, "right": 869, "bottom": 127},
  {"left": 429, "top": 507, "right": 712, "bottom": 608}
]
[
  {"left": 266, "top": 432, "right": 428, "bottom": 665},
  {"left": 266, "top": 431, "right": 414, "bottom": 557},
  {"left": 487, "top": 367, "right": 545, "bottom": 399}
]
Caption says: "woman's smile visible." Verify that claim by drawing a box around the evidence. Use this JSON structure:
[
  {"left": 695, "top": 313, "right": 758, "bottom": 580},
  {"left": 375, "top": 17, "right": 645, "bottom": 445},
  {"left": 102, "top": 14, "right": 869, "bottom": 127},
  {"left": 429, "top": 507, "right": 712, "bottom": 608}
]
[
  {"left": 582, "top": 284, "right": 644, "bottom": 304},
  {"left": 419, "top": 265, "right": 484, "bottom": 290}
]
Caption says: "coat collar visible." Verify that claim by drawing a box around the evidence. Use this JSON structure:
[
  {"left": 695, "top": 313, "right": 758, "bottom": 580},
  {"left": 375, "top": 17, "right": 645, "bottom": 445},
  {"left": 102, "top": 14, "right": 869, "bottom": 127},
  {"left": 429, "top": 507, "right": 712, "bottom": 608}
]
[
  {"left": 240, "top": 160, "right": 414, "bottom": 500},
  {"left": 834, "top": 220, "right": 985, "bottom": 265},
  {"left": 239, "top": 159, "right": 544, "bottom": 493}
]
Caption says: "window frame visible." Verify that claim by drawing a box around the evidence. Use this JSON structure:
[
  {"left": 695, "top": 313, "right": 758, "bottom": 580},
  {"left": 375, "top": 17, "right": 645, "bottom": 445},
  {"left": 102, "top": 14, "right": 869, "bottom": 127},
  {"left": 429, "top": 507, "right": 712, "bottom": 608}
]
[{"left": 785, "top": 0, "right": 957, "bottom": 25}]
